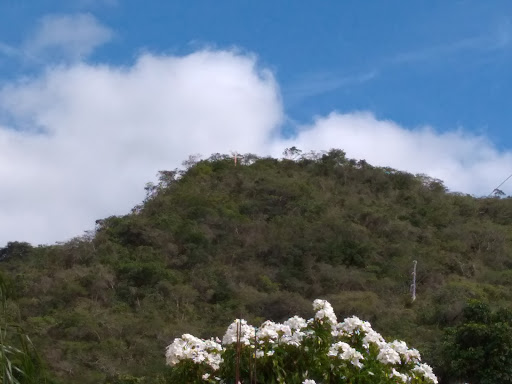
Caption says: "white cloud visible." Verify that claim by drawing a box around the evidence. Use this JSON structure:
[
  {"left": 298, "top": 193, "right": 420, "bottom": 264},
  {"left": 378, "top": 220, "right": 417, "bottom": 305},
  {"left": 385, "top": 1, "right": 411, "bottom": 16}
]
[
  {"left": 24, "top": 13, "right": 112, "bottom": 62},
  {"left": 0, "top": 50, "right": 281, "bottom": 245},
  {"left": 0, "top": 49, "right": 510, "bottom": 246},
  {"left": 274, "top": 112, "right": 512, "bottom": 196}
]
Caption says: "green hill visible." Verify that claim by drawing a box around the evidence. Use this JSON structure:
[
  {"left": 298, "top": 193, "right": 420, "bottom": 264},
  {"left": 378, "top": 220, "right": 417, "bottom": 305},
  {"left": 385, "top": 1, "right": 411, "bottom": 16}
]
[{"left": 2, "top": 149, "right": 512, "bottom": 383}]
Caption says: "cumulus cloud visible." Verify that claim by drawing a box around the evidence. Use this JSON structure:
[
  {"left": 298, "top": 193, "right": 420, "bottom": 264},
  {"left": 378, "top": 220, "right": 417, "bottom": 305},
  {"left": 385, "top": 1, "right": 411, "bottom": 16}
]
[
  {"left": 0, "top": 50, "right": 281, "bottom": 245},
  {"left": 24, "top": 13, "right": 113, "bottom": 62},
  {"left": 0, "top": 49, "right": 510, "bottom": 246},
  {"left": 275, "top": 112, "right": 512, "bottom": 196}
]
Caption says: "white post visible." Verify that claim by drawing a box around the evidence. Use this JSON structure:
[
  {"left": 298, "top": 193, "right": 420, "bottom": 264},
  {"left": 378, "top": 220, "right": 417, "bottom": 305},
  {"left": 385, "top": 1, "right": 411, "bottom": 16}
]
[{"left": 411, "top": 260, "right": 417, "bottom": 302}]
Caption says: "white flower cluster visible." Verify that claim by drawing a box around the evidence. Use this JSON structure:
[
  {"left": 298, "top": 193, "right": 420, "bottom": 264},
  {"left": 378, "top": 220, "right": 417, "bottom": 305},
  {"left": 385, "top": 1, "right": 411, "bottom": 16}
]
[
  {"left": 257, "top": 316, "right": 309, "bottom": 347},
  {"left": 412, "top": 363, "right": 438, "bottom": 384},
  {"left": 165, "top": 299, "right": 438, "bottom": 384},
  {"left": 328, "top": 341, "right": 364, "bottom": 368},
  {"left": 313, "top": 299, "right": 337, "bottom": 325},
  {"left": 377, "top": 344, "right": 402, "bottom": 365},
  {"left": 362, "top": 329, "right": 385, "bottom": 348},
  {"left": 284, "top": 315, "right": 308, "bottom": 330},
  {"left": 391, "top": 368, "right": 410, "bottom": 383},
  {"left": 335, "top": 314, "right": 423, "bottom": 367},
  {"left": 165, "top": 333, "right": 223, "bottom": 370},
  {"left": 389, "top": 340, "right": 421, "bottom": 363},
  {"left": 222, "top": 319, "right": 255, "bottom": 345},
  {"left": 337, "top": 315, "right": 373, "bottom": 335}
]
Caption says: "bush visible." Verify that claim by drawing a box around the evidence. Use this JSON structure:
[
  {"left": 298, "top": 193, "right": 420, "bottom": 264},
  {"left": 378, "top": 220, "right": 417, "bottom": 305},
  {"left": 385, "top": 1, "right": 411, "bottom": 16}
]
[
  {"left": 165, "top": 300, "right": 438, "bottom": 384},
  {"left": 441, "top": 300, "right": 512, "bottom": 384}
]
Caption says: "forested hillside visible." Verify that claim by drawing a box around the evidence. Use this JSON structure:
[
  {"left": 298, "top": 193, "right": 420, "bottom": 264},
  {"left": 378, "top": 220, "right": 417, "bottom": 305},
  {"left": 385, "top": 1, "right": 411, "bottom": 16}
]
[{"left": 2, "top": 149, "right": 512, "bottom": 383}]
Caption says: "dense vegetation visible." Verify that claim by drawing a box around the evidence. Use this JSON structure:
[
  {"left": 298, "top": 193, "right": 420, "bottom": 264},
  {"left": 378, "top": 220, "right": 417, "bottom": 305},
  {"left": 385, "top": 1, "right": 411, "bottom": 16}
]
[{"left": 2, "top": 149, "right": 512, "bottom": 383}]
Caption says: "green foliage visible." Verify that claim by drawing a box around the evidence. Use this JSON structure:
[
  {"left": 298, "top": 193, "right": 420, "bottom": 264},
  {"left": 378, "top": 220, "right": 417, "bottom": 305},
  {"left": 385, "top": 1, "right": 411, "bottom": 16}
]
[
  {"left": 441, "top": 300, "right": 512, "bottom": 384},
  {"left": 0, "top": 273, "right": 49, "bottom": 383},
  {"left": 0, "top": 243, "right": 33, "bottom": 262},
  {"left": 2, "top": 149, "right": 512, "bottom": 382}
]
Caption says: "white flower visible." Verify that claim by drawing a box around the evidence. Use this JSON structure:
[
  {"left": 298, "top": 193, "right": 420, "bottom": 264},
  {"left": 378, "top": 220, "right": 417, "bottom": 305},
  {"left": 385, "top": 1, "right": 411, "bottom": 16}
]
[
  {"left": 257, "top": 320, "right": 292, "bottom": 343},
  {"left": 362, "top": 329, "right": 385, "bottom": 349},
  {"left": 165, "top": 334, "right": 223, "bottom": 370},
  {"left": 257, "top": 320, "right": 280, "bottom": 341},
  {"left": 389, "top": 340, "right": 421, "bottom": 363},
  {"left": 202, "top": 373, "right": 210, "bottom": 380},
  {"left": 412, "top": 363, "right": 438, "bottom": 384},
  {"left": 281, "top": 329, "right": 306, "bottom": 346},
  {"left": 377, "top": 344, "right": 401, "bottom": 365},
  {"left": 284, "top": 315, "right": 307, "bottom": 330},
  {"left": 390, "top": 368, "right": 410, "bottom": 383},
  {"left": 328, "top": 341, "right": 364, "bottom": 368},
  {"left": 222, "top": 319, "right": 256, "bottom": 346},
  {"left": 313, "top": 299, "right": 337, "bottom": 325},
  {"left": 257, "top": 318, "right": 306, "bottom": 347},
  {"left": 302, "top": 380, "right": 316, "bottom": 384},
  {"left": 405, "top": 348, "right": 421, "bottom": 363},
  {"left": 337, "top": 316, "right": 373, "bottom": 335}
]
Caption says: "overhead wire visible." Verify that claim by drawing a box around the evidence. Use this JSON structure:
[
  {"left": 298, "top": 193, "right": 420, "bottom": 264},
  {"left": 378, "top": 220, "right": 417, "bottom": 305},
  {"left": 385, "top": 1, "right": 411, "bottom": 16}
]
[{"left": 488, "top": 172, "right": 512, "bottom": 197}]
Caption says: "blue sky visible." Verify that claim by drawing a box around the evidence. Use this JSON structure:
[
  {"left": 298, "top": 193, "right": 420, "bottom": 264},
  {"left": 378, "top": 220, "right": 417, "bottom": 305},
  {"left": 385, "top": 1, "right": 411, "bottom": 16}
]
[
  {"left": 1, "top": 1, "right": 512, "bottom": 244},
  {"left": 2, "top": 1, "right": 512, "bottom": 141}
]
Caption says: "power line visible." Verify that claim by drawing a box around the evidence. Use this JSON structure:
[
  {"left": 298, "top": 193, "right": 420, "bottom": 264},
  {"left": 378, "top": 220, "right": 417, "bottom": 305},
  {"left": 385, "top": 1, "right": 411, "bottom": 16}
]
[{"left": 488, "top": 173, "right": 512, "bottom": 197}]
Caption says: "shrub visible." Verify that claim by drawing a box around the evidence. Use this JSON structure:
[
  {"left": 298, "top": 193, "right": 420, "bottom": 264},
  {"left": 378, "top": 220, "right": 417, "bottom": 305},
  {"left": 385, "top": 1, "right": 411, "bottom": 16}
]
[{"left": 165, "top": 299, "right": 438, "bottom": 384}]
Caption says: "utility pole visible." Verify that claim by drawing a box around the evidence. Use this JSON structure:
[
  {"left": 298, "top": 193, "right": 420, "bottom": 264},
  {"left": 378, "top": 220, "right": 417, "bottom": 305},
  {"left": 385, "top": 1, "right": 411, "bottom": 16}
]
[{"left": 410, "top": 260, "right": 417, "bottom": 302}]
